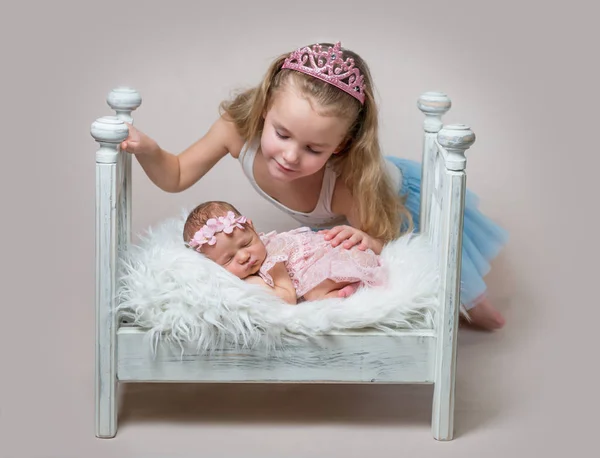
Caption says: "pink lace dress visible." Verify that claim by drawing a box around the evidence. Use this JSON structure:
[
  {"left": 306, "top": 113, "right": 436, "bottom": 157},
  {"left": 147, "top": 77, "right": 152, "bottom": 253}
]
[{"left": 257, "top": 227, "right": 387, "bottom": 298}]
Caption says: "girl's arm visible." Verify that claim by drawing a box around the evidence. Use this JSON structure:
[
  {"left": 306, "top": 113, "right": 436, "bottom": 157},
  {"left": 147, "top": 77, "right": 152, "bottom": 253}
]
[
  {"left": 328, "top": 181, "right": 385, "bottom": 254},
  {"left": 121, "top": 116, "right": 243, "bottom": 193}
]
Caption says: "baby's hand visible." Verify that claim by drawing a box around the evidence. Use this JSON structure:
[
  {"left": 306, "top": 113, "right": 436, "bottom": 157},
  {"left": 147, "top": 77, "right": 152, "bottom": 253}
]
[
  {"left": 120, "top": 123, "right": 159, "bottom": 156},
  {"left": 319, "top": 225, "right": 371, "bottom": 251}
]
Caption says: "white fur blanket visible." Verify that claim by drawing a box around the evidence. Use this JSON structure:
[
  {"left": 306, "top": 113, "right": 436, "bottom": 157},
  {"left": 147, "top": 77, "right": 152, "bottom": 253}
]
[{"left": 116, "top": 214, "right": 440, "bottom": 352}]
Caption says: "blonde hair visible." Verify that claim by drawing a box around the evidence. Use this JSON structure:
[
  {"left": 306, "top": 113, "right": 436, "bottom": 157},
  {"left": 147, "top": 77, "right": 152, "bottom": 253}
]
[
  {"left": 220, "top": 43, "right": 412, "bottom": 242},
  {"left": 183, "top": 201, "right": 243, "bottom": 244}
]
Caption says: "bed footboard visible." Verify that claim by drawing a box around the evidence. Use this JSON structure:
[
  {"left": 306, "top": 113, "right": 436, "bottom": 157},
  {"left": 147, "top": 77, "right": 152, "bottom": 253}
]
[{"left": 418, "top": 92, "right": 474, "bottom": 440}]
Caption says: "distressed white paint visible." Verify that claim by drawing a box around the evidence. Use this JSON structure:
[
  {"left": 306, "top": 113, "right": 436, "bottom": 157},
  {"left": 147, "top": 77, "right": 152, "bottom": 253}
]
[
  {"left": 118, "top": 328, "right": 436, "bottom": 383},
  {"left": 91, "top": 115, "right": 130, "bottom": 438},
  {"left": 417, "top": 92, "right": 451, "bottom": 234},
  {"left": 91, "top": 89, "right": 141, "bottom": 439},
  {"left": 92, "top": 87, "right": 473, "bottom": 441},
  {"left": 107, "top": 87, "right": 142, "bottom": 247},
  {"left": 427, "top": 125, "right": 473, "bottom": 441}
]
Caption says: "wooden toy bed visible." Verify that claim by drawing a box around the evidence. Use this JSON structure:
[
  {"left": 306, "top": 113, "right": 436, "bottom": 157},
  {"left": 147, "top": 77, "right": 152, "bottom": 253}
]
[{"left": 91, "top": 87, "right": 473, "bottom": 441}]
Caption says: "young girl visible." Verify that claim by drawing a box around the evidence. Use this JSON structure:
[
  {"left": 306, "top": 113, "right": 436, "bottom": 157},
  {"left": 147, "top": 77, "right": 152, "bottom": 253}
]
[
  {"left": 121, "top": 41, "right": 508, "bottom": 330},
  {"left": 183, "top": 200, "right": 387, "bottom": 304}
]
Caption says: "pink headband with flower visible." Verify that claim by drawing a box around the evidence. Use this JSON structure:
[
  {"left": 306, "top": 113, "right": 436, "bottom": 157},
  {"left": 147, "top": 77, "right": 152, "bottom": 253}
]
[{"left": 188, "top": 211, "right": 247, "bottom": 251}]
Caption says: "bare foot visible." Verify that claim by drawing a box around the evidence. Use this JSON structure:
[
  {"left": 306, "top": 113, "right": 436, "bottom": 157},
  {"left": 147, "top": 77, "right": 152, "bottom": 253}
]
[{"left": 462, "top": 297, "right": 506, "bottom": 331}]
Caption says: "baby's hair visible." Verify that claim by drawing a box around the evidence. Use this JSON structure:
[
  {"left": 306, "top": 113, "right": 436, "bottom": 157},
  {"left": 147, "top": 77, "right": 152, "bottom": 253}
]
[
  {"left": 220, "top": 43, "right": 412, "bottom": 242},
  {"left": 183, "top": 200, "right": 243, "bottom": 244}
]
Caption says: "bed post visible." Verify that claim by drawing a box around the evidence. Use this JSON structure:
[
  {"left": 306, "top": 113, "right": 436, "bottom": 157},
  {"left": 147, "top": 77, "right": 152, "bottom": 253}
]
[
  {"left": 430, "top": 125, "right": 474, "bottom": 441},
  {"left": 417, "top": 92, "right": 451, "bottom": 233},
  {"left": 90, "top": 115, "right": 129, "bottom": 438},
  {"left": 106, "top": 87, "right": 142, "bottom": 244},
  {"left": 90, "top": 88, "right": 140, "bottom": 438}
]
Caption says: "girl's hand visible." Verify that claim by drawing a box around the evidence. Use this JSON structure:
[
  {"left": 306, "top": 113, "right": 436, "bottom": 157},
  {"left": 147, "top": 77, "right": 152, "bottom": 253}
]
[
  {"left": 319, "top": 225, "right": 382, "bottom": 253},
  {"left": 319, "top": 225, "right": 370, "bottom": 250},
  {"left": 120, "top": 123, "right": 159, "bottom": 156}
]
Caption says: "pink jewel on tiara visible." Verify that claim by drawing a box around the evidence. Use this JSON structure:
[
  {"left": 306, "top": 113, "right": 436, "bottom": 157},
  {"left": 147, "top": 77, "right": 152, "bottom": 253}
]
[
  {"left": 188, "top": 211, "right": 247, "bottom": 251},
  {"left": 281, "top": 41, "right": 365, "bottom": 105}
]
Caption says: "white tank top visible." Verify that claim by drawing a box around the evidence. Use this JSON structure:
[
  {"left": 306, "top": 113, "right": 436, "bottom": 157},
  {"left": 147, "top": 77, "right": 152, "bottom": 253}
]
[{"left": 237, "top": 141, "right": 402, "bottom": 230}]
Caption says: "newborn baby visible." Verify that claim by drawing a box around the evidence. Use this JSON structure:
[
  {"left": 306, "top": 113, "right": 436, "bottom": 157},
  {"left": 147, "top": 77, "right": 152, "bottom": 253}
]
[{"left": 183, "top": 201, "right": 387, "bottom": 304}]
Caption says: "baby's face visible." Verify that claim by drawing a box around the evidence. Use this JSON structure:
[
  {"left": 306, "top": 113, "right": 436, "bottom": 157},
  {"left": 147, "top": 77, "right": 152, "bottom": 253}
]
[{"left": 201, "top": 225, "right": 267, "bottom": 279}]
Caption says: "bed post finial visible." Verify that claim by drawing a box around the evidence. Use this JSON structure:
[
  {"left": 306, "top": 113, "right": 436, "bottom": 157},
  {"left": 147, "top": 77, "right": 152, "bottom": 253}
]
[
  {"left": 417, "top": 92, "right": 451, "bottom": 133},
  {"left": 91, "top": 116, "right": 129, "bottom": 163},
  {"left": 107, "top": 87, "right": 142, "bottom": 123},
  {"left": 438, "top": 124, "right": 476, "bottom": 171}
]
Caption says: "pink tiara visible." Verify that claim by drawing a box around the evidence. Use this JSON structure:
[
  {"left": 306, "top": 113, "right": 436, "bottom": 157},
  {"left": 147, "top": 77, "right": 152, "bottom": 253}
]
[
  {"left": 188, "top": 211, "right": 247, "bottom": 251},
  {"left": 281, "top": 41, "right": 365, "bottom": 105}
]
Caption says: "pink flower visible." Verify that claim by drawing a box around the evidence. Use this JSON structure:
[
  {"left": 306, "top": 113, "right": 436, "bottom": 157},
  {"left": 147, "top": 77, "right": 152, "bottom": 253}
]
[
  {"left": 187, "top": 211, "right": 248, "bottom": 252},
  {"left": 219, "top": 211, "right": 246, "bottom": 234}
]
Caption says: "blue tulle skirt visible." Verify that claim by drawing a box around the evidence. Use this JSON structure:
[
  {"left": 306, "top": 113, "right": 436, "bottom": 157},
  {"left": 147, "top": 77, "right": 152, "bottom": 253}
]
[{"left": 386, "top": 156, "right": 509, "bottom": 309}]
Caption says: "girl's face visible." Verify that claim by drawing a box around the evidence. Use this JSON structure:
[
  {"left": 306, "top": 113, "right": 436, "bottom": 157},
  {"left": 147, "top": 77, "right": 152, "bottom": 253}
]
[
  {"left": 200, "top": 223, "right": 267, "bottom": 279},
  {"left": 260, "top": 85, "right": 351, "bottom": 182}
]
